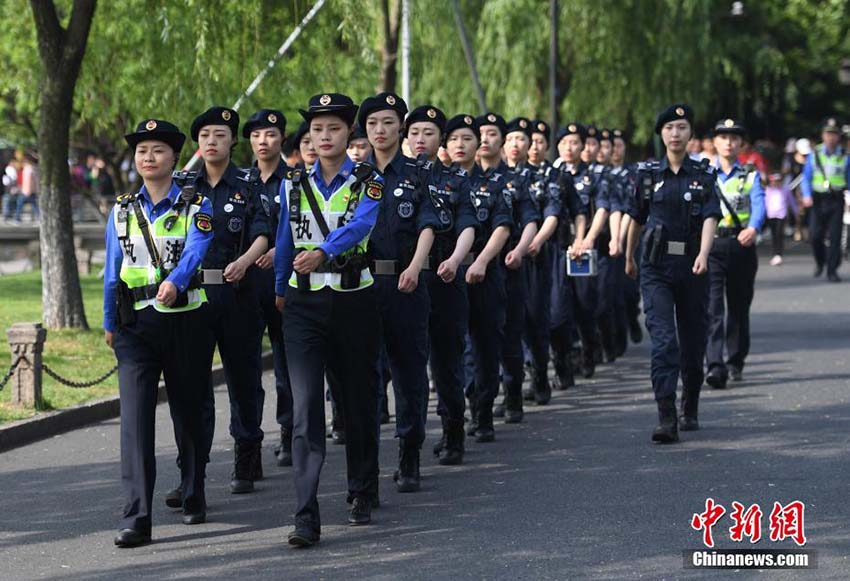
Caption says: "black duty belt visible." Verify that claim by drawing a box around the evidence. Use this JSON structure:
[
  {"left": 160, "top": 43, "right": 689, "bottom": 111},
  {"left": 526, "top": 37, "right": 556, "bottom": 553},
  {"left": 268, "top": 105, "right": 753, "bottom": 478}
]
[
  {"left": 371, "top": 257, "right": 436, "bottom": 276},
  {"left": 716, "top": 227, "right": 742, "bottom": 239},
  {"left": 131, "top": 276, "right": 201, "bottom": 301}
]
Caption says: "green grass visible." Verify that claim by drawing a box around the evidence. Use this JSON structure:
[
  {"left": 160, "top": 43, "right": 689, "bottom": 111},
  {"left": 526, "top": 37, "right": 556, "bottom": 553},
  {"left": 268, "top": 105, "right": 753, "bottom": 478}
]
[{"left": 0, "top": 272, "right": 269, "bottom": 424}]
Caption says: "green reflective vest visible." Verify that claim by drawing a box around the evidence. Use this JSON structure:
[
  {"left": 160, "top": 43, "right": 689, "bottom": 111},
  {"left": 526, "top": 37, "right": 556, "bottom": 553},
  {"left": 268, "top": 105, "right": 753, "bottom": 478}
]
[
  {"left": 717, "top": 168, "right": 756, "bottom": 228},
  {"left": 811, "top": 145, "right": 848, "bottom": 193},
  {"left": 285, "top": 172, "right": 373, "bottom": 292},
  {"left": 115, "top": 196, "right": 207, "bottom": 312}
]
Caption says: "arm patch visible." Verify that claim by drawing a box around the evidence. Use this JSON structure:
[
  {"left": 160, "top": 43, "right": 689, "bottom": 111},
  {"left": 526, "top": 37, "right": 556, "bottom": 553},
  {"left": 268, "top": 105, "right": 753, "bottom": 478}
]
[
  {"left": 366, "top": 180, "right": 383, "bottom": 200},
  {"left": 194, "top": 212, "right": 213, "bottom": 232}
]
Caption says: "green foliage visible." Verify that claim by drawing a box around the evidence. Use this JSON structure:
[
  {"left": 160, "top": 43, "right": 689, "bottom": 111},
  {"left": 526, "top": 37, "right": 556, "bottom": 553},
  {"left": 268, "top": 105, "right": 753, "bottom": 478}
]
[{"left": 1, "top": 0, "right": 848, "bottom": 157}]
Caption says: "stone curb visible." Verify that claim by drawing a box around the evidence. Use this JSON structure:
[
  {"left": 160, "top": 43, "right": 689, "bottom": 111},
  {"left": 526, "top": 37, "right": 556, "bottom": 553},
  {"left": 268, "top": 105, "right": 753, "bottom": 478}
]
[{"left": 0, "top": 350, "right": 273, "bottom": 452}]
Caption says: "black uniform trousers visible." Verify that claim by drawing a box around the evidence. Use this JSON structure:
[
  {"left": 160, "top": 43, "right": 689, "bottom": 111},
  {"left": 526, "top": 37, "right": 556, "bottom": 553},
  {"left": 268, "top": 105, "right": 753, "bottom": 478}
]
[
  {"left": 466, "top": 262, "right": 507, "bottom": 414},
  {"left": 204, "top": 280, "right": 265, "bottom": 444},
  {"left": 611, "top": 254, "right": 629, "bottom": 355},
  {"left": 549, "top": 243, "right": 577, "bottom": 381},
  {"left": 114, "top": 306, "right": 215, "bottom": 533},
  {"left": 571, "top": 275, "right": 599, "bottom": 362},
  {"left": 523, "top": 244, "right": 552, "bottom": 394},
  {"left": 501, "top": 262, "right": 528, "bottom": 407},
  {"left": 640, "top": 255, "right": 709, "bottom": 402},
  {"left": 425, "top": 269, "right": 468, "bottom": 422},
  {"left": 595, "top": 251, "right": 618, "bottom": 358},
  {"left": 706, "top": 237, "right": 758, "bottom": 376},
  {"left": 283, "top": 285, "right": 381, "bottom": 530},
  {"left": 253, "top": 267, "right": 292, "bottom": 430},
  {"left": 809, "top": 194, "right": 844, "bottom": 276}
]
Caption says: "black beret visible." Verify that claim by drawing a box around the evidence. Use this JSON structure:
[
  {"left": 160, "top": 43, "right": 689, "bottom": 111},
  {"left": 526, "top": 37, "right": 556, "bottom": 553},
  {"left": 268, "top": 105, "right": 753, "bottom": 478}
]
[
  {"left": 822, "top": 116, "right": 842, "bottom": 134},
  {"left": 654, "top": 103, "right": 694, "bottom": 135},
  {"left": 125, "top": 119, "right": 186, "bottom": 153},
  {"left": 404, "top": 105, "right": 447, "bottom": 136},
  {"left": 713, "top": 118, "right": 746, "bottom": 136},
  {"left": 443, "top": 114, "right": 479, "bottom": 145},
  {"left": 531, "top": 120, "right": 551, "bottom": 138},
  {"left": 475, "top": 112, "right": 508, "bottom": 137},
  {"left": 556, "top": 122, "right": 587, "bottom": 143},
  {"left": 611, "top": 128, "right": 627, "bottom": 142},
  {"left": 357, "top": 92, "right": 408, "bottom": 129},
  {"left": 299, "top": 93, "right": 358, "bottom": 126},
  {"left": 585, "top": 124, "right": 599, "bottom": 140},
  {"left": 290, "top": 121, "right": 310, "bottom": 148},
  {"left": 506, "top": 117, "right": 533, "bottom": 138},
  {"left": 598, "top": 128, "right": 613, "bottom": 143},
  {"left": 191, "top": 106, "right": 239, "bottom": 141},
  {"left": 350, "top": 123, "right": 368, "bottom": 141},
  {"left": 242, "top": 109, "right": 286, "bottom": 138}
]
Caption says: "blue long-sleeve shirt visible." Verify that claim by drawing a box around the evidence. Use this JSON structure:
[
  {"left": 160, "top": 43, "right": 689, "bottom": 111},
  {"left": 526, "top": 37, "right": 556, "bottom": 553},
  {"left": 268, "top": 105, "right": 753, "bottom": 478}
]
[
  {"left": 103, "top": 182, "right": 214, "bottom": 332},
  {"left": 717, "top": 162, "right": 766, "bottom": 231},
  {"left": 274, "top": 156, "right": 382, "bottom": 297},
  {"left": 800, "top": 146, "right": 850, "bottom": 200}
]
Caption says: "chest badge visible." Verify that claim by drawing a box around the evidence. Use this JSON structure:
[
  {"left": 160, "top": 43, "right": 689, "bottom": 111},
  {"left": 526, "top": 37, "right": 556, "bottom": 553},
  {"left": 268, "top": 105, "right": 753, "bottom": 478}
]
[
  {"left": 224, "top": 203, "right": 234, "bottom": 213},
  {"left": 397, "top": 200, "right": 415, "bottom": 218}
]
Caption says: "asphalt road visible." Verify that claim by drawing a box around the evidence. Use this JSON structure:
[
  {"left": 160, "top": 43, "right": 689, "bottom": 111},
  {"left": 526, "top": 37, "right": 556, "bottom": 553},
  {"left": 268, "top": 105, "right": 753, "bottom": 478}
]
[{"left": 0, "top": 248, "right": 848, "bottom": 580}]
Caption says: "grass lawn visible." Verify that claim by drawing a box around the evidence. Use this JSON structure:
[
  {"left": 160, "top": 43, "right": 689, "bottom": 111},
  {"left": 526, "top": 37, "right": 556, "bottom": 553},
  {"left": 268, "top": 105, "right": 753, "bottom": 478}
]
[{"left": 0, "top": 272, "right": 267, "bottom": 424}]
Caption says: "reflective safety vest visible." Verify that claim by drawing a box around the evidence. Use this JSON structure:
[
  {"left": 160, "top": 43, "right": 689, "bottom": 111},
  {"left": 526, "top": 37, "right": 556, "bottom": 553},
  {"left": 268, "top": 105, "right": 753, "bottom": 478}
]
[
  {"left": 717, "top": 167, "right": 756, "bottom": 228},
  {"left": 115, "top": 194, "right": 207, "bottom": 312},
  {"left": 811, "top": 145, "right": 848, "bottom": 193},
  {"left": 285, "top": 171, "right": 373, "bottom": 292}
]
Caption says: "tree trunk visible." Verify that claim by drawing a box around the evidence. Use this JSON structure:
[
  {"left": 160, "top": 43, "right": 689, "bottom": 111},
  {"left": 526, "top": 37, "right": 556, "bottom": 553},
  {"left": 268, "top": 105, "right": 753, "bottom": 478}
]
[
  {"left": 30, "top": 0, "right": 97, "bottom": 329},
  {"left": 379, "top": 0, "right": 401, "bottom": 94}
]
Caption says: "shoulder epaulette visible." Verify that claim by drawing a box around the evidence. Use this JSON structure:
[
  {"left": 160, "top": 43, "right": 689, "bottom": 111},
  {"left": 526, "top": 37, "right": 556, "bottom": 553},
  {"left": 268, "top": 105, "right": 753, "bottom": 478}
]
[
  {"left": 636, "top": 161, "right": 660, "bottom": 172},
  {"left": 116, "top": 193, "right": 133, "bottom": 203},
  {"left": 192, "top": 194, "right": 204, "bottom": 205}
]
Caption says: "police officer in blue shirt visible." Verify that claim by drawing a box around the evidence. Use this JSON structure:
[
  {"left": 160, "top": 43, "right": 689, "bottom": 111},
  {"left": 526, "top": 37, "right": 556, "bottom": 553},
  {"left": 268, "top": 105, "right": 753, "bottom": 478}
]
[
  {"left": 191, "top": 106, "right": 270, "bottom": 492},
  {"left": 800, "top": 117, "right": 850, "bottom": 282},
  {"left": 274, "top": 92, "right": 384, "bottom": 544},
  {"left": 443, "top": 114, "right": 513, "bottom": 441},
  {"left": 105, "top": 119, "right": 215, "bottom": 547},
  {"left": 243, "top": 109, "right": 294, "bottom": 467},
  {"left": 479, "top": 112, "right": 539, "bottom": 438},
  {"left": 625, "top": 104, "right": 721, "bottom": 443},
  {"left": 361, "top": 92, "right": 439, "bottom": 492},
  {"left": 705, "top": 118, "right": 766, "bottom": 389},
  {"left": 405, "top": 105, "right": 477, "bottom": 465}
]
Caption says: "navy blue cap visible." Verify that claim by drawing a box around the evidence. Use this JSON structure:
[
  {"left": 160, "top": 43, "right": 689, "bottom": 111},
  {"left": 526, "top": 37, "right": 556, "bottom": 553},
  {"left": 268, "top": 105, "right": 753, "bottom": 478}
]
[
  {"left": 475, "top": 112, "right": 508, "bottom": 138},
  {"left": 654, "top": 104, "right": 694, "bottom": 135},
  {"left": 350, "top": 123, "right": 368, "bottom": 141},
  {"left": 125, "top": 119, "right": 186, "bottom": 153},
  {"left": 713, "top": 118, "right": 746, "bottom": 136},
  {"left": 556, "top": 122, "right": 587, "bottom": 143},
  {"left": 506, "top": 117, "right": 533, "bottom": 138},
  {"left": 242, "top": 109, "right": 286, "bottom": 138},
  {"left": 404, "top": 105, "right": 447, "bottom": 136},
  {"left": 443, "top": 114, "right": 479, "bottom": 145},
  {"left": 191, "top": 106, "right": 239, "bottom": 141},
  {"left": 822, "top": 117, "right": 842, "bottom": 133},
  {"left": 598, "top": 128, "right": 613, "bottom": 143},
  {"left": 357, "top": 92, "right": 408, "bottom": 129},
  {"left": 611, "top": 128, "right": 627, "bottom": 142},
  {"left": 299, "top": 93, "right": 358, "bottom": 126},
  {"left": 531, "top": 120, "right": 551, "bottom": 139},
  {"left": 585, "top": 124, "right": 599, "bottom": 141}
]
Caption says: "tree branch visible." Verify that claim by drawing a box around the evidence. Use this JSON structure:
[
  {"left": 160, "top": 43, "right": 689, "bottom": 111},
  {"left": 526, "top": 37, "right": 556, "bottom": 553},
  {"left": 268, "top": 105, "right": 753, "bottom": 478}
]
[{"left": 29, "top": 0, "right": 63, "bottom": 67}]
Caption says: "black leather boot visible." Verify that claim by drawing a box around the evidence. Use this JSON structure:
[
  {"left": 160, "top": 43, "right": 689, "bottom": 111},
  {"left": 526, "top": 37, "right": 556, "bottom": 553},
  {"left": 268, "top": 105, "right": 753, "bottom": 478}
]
[
  {"left": 438, "top": 418, "right": 465, "bottom": 465},
  {"left": 277, "top": 428, "right": 292, "bottom": 467},
  {"left": 475, "top": 407, "right": 495, "bottom": 443},
  {"left": 230, "top": 441, "right": 258, "bottom": 493},
  {"left": 433, "top": 416, "right": 448, "bottom": 456},
  {"left": 652, "top": 398, "right": 679, "bottom": 444},
  {"left": 467, "top": 397, "right": 479, "bottom": 436},
  {"left": 532, "top": 368, "right": 551, "bottom": 405},
  {"left": 394, "top": 439, "right": 421, "bottom": 493},
  {"left": 679, "top": 387, "right": 700, "bottom": 431}
]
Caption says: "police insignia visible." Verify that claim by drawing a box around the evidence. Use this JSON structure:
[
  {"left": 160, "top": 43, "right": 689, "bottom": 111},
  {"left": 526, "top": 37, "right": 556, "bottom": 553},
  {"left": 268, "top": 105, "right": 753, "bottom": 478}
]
[
  {"left": 724, "top": 119, "right": 734, "bottom": 128},
  {"left": 439, "top": 209, "right": 451, "bottom": 225},
  {"left": 503, "top": 191, "right": 513, "bottom": 206},
  {"left": 227, "top": 216, "right": 243, "bottom": 233},
  {"left": 538, "top": 122, "right": 546, "bottom": 132},
  {"left": 234, "top": 192, "right": 242, "bottom": 200},
  {"left": 386, "top": 95, "right": 396, "bottom": 105},
  {"left": 320, "top": 94, "right": 332, "bottom": 106},
  {"left": 427, "top": 108, "right": 437, "bottom": 119},
  {"left": 194, "top": 213, "right": 212, "bottom": 232},
  {"left": 520, "top": 119, "right": 528, "bottom": 128},
  {"left": 164, "top": 215, "right": 178, "bottom": 231},
  {"left": 568, "top": 124, "right": 577, "bottom": 132},
  {"left": 675, "top": 107, "right": 685, "bottom": 116},
  {"left": 464, "top": 116, "right": 473, "bottom": 125},
  {"left": 487, "top": 114, "right": 496, "bottom": 123},
  {"left": 398, "top": 200, "right": 414, "bottom": 218},
  {"left": 268, "top": 113, "right": 278, "bottom": 123},
  {"left": 145, "top": 120, "right": 157, "bottom": 131},
  {"left": 366, "top": 180, "right": 383, "bottom": 200},
  {"left": 222, "top": 110, "right": 232, "bottom": 121},
  {"left": 477, "top": 208, "right": 489, "bottom": 221}
]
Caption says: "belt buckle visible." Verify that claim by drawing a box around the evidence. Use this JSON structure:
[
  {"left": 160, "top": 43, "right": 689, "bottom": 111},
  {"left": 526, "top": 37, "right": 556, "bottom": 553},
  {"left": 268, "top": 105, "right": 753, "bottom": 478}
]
[
  {"left": 372, "top": 260, "right": 397, "bottom": 276},
  {"left": 667, "top": 241, "right": 686, "bottom": 256},
  {"left": 201, "top": 269, "right": 225, "bottom": 285}
]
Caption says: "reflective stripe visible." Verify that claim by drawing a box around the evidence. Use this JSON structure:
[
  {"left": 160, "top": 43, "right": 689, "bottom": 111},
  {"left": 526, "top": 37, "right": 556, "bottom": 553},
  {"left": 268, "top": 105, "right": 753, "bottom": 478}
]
[
  {"left": 287, "top": 173, "right": 373, "bottom": 292},
  {"left": 116, "top": 199, "right": 206, "bottom": 313},
  {"left": 812, "top": 146, "right": 847, "bottom": 192},
  {"left": 718, "top": 171, "right": 754, "bottom": 228}
]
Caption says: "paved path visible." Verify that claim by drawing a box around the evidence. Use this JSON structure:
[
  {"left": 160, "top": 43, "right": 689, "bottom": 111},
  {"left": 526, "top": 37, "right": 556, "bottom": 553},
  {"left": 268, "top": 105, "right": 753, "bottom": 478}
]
[{"left": 0, "top": 249, "right": 848, "bottom": 580}]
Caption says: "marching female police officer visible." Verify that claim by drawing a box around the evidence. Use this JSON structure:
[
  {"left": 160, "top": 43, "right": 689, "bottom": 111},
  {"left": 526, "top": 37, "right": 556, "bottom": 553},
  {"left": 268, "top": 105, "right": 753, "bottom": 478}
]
[
  {"left": 274, "top": 93, "right": 383, "bottom": 544},
  {"left": 405, "top": 104, "right": 477, "bottom": 465},
  {"left": 705, "top": 118, "right": 765, "bottom": 389},
  {"left": 361, "top": 92, "right": 439, "bottom": 492},
  {"left": 243, "top": 109, "right": 295, "bottom": 466},
  {"left": 191, "top": 106, "right": 270, "bottom": 492},
  {"left": 105, "top": 119, "right": 215, "bottom": 547},
  {"left": 625, "top": 104, "right": 721, "bottom": 443}
]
